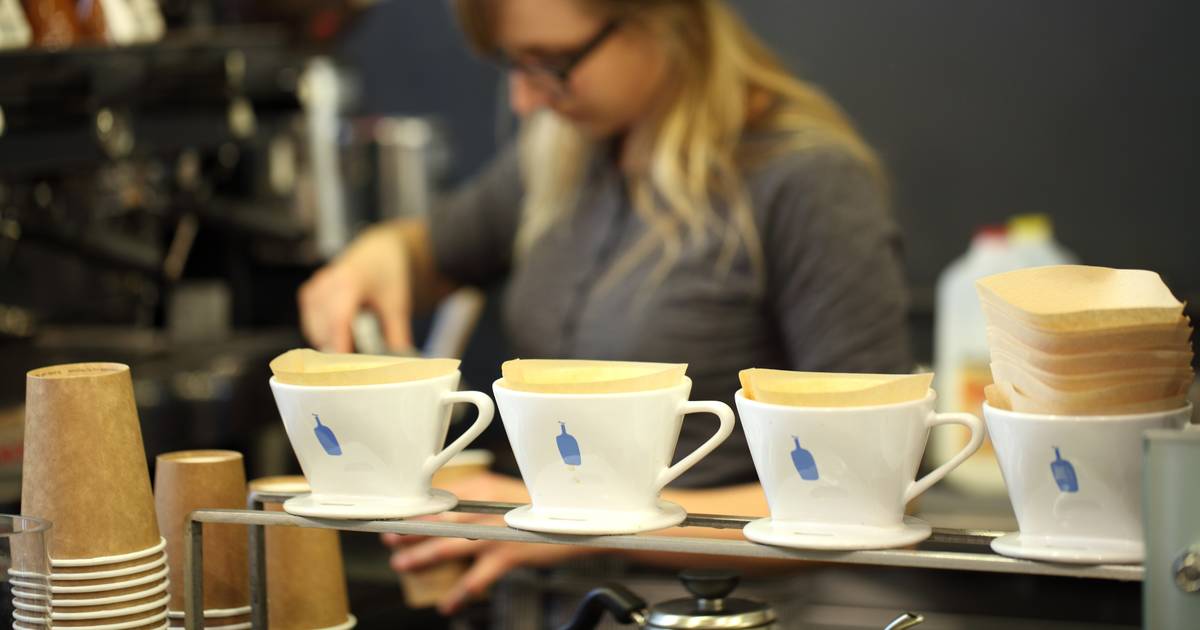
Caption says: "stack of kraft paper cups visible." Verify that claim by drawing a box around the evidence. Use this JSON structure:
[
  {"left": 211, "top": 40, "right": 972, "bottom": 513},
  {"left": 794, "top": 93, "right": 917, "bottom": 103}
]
[
  {"left": 18, "top": 364, "right": 171, "bottom": 630},
  {"left": 154, "top": 450, "right": 251, "bottom": 629},
  {"left": 249, "top": 476, "right": 355, "bottom": 630}
]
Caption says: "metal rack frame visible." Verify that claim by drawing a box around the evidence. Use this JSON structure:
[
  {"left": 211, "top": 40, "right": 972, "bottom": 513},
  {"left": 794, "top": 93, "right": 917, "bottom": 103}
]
[{"left": 182, "top": 495, "right": 1143, "bottom": 630}]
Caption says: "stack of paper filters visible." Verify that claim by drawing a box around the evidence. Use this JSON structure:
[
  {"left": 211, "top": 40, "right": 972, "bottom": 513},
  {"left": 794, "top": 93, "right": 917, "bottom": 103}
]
[
  {"left": 17, "top": 364, "right": 171, "bottom": 630},
  {"left": 154, "top": 450, "right": 250, "bottom": 629},
  {"left": 978, "top": 266, "right": 1194, "bottom": 414}
]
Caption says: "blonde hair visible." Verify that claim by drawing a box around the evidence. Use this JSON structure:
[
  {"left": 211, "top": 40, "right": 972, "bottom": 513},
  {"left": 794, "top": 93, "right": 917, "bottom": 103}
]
[{"left": 453, "top": 0, "right": 880, "bottom": 292}]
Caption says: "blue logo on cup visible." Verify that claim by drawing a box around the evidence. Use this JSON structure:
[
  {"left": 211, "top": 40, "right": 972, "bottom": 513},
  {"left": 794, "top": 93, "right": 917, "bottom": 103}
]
[
  {"left": 1050, "top": 447, "right": 1078, "bottom": 493},
  {"left": 790, "top": 436, "right": 819, "bottom": 481},
  {"left": 312, "top": 414, "right": 343, "bottom": 456},
  {"left": 556, "top": 422, "right": 581, "bottom": 466}
]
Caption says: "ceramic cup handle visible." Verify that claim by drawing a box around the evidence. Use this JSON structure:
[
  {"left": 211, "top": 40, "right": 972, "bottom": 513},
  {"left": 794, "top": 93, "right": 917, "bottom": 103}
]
[
  {"left": 422, "top": 390, "right": 495, "bottom": 478},
  {"left": 904, "top": 411, "right": 985, "bottom": 504},
  {"left": 653, "top": 400, "right": 735, "bottom": 492}
]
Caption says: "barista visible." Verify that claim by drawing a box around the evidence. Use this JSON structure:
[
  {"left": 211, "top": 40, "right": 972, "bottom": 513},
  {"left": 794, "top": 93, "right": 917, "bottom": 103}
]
[{"left": 298, "top": 0, "right": 910, "bottom": 617}]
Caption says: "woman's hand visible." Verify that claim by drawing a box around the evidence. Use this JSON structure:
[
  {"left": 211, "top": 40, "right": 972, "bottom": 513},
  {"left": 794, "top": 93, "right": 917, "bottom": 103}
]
[
  {"left": 298, "top": 224, "right": 414, "bottom": 352},
  {"left": 381, "top": 472, "right": 597, "bottom": 615}
]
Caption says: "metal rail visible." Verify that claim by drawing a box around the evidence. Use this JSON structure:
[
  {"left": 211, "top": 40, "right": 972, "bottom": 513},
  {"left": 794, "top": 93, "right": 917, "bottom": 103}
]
[{"left": 182, "top": 498, "right": 1144, "bottom": 630}]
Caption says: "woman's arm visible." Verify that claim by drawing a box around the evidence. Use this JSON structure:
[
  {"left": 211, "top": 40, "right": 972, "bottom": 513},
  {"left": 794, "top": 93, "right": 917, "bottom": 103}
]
[
  {"left": 298, "top": 144, "right": 523, "bottom": 352},
  {"left": 297, "top": 218, "right": 457, "bottom": 352}
]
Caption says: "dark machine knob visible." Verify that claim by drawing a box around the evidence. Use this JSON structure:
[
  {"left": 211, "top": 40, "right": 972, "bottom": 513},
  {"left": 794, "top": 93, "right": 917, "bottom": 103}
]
[{"left": 679, "top": 569, "right": 740, "bottom": 601}]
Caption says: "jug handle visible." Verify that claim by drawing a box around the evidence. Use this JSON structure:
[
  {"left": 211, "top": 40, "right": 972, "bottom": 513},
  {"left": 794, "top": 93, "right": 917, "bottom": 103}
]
[
  {"left": 557, "top": 584, "right": 647, "bottom": 630},
  {"left": 654, "top": 400, "right": 735, "bottom": 491},
  {"left": 904, "top": 412, "right": 984, "bottom": 504},
  {"left": 422, "top": 390, "right": 495, "bottom": 478}
]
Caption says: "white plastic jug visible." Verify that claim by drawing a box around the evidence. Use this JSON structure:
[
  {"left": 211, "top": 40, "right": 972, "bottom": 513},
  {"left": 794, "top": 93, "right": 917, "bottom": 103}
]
[{"left": 931, "top": 217, "right": 1075, "bottom": 495}]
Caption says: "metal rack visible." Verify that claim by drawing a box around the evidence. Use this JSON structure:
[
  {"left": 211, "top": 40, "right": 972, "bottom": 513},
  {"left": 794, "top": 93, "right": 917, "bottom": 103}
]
[{"left": 182, "top": 494, "right": 1143, "bottom": 630}]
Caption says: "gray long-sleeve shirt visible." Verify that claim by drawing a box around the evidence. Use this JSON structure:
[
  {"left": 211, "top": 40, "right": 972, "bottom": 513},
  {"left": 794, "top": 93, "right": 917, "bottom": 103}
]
[{"left": 429, "top": 139, "right": 911, "bottom": 488}]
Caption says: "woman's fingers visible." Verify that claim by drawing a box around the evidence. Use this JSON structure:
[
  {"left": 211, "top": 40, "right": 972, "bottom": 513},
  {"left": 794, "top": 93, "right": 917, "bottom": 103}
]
[
  {"left": 379, "top": 512, "right": 500, "bottom": 550},
  {"left": 437, "top": 550, "right": 515, "bottom": 615},
  {"left": 390, "top": 536, "right": 486, "bottom": 573},
  {"left": 298, "top": 267, "right": 362, "bottom": 352},
  {"left": 369, "top": 285, "right": 414, "bottom": 351}
]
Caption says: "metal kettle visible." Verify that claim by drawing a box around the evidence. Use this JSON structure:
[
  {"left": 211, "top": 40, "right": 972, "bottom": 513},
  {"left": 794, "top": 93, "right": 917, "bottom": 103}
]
[{"left": 557, "top": 569, "right": 924, "bottom": 630}]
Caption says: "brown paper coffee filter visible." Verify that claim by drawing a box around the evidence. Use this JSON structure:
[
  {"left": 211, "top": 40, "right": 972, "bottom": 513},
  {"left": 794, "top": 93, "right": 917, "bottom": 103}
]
[
  {"left": 22, "top": 363, "right": 161, "bottom": 559},
  {"left": 983, "top": 384, "right": 1012, "bottom": 411},
  {"left": 270, "top": 349, "right": 459, "bottom": 386},
  {"left": 991, "top": 362, "right": 1190, "bottom": 407},
  {"left": 994, "top": 381, "right": 1188, "bottom": 415},
  {"left": 249, "top": 476, "right": 349, "bottom": 630},
  {"left": 990, "top": 356, "right": 1193, "bottom": 391},
  {"left": 982, "top": 308, "right": 1192, "bottom": 354},
  {"left": 500, "top": 359, "right": 687, "bottom": 394},
  {"left": 154, "top": 450, "right": 249, "bottom": 612},
  {"left": 740, "top": 368, "right": 933, "bottom": 407},
  {"left": 986, "top": 327, "right": 1193, "bottom": 375},
  {"left": 976, "top": 265, "right": 1185, "bottom": 331}
]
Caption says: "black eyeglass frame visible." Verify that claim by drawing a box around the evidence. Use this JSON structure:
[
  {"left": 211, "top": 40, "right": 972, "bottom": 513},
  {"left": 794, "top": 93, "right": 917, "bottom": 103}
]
[{"left": 496, "top": 20, "right": 622, "bottom": 92}]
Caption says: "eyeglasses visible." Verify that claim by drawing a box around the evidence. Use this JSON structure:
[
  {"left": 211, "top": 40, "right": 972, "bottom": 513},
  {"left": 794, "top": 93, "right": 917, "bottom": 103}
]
[{"left": 497, "top": 20, "right": 622, "bottom": 96}]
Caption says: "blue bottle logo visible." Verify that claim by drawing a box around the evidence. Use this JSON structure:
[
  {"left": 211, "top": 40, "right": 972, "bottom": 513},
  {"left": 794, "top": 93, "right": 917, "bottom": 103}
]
[
  {"left": 1050, "top": 447, "right": 1078, "bottom": 493},
  {"left": 556, "top": 422, "right": 581, "bottom": 466},
  {"left": 312, "top": 414, "right": 343, "bottom": 456},
  {"left": 790, "top": 436, "right": 819, "bottom": 481}
]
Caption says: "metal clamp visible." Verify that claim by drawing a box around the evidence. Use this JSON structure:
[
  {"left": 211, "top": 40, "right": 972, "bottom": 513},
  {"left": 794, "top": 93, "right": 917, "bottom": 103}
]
[{"left": 1173, "top": 545, "right": 1200, "bottom": 593}]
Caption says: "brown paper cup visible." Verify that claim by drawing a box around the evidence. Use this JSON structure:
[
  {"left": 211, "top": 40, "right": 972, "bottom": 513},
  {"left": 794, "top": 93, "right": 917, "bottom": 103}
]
[
  {"left": 22, "top": 363, "right": 161, "bottom": 559},
  {"left": 21, "top": 591, "right": 169, "bottom": 615},
  {"left": 49, "top": 605, "right": 169, "bottom": 627},
  {"left": 154, "top": 450, "right": 249, "bottom": 612},
  {"left": 44, "top": 577, "right": 171, "bottom": 605},
  {"left": 398, "top": 450, "right": 493, "bottom": 609},
  {"left": 46, "top": 564, "right": 169, "bottom": 593},
  {"left": 52, "top": 575, "right": 172, "bottom": 600},
  {"left": 249, "top": 476, "right": 350, "bottom": 630},
  {"left": 167, "top": 612, "right": 249, "bottom": 628},
  {"left": 51, "top": 551, "right": 167, "bottom": 575}
]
